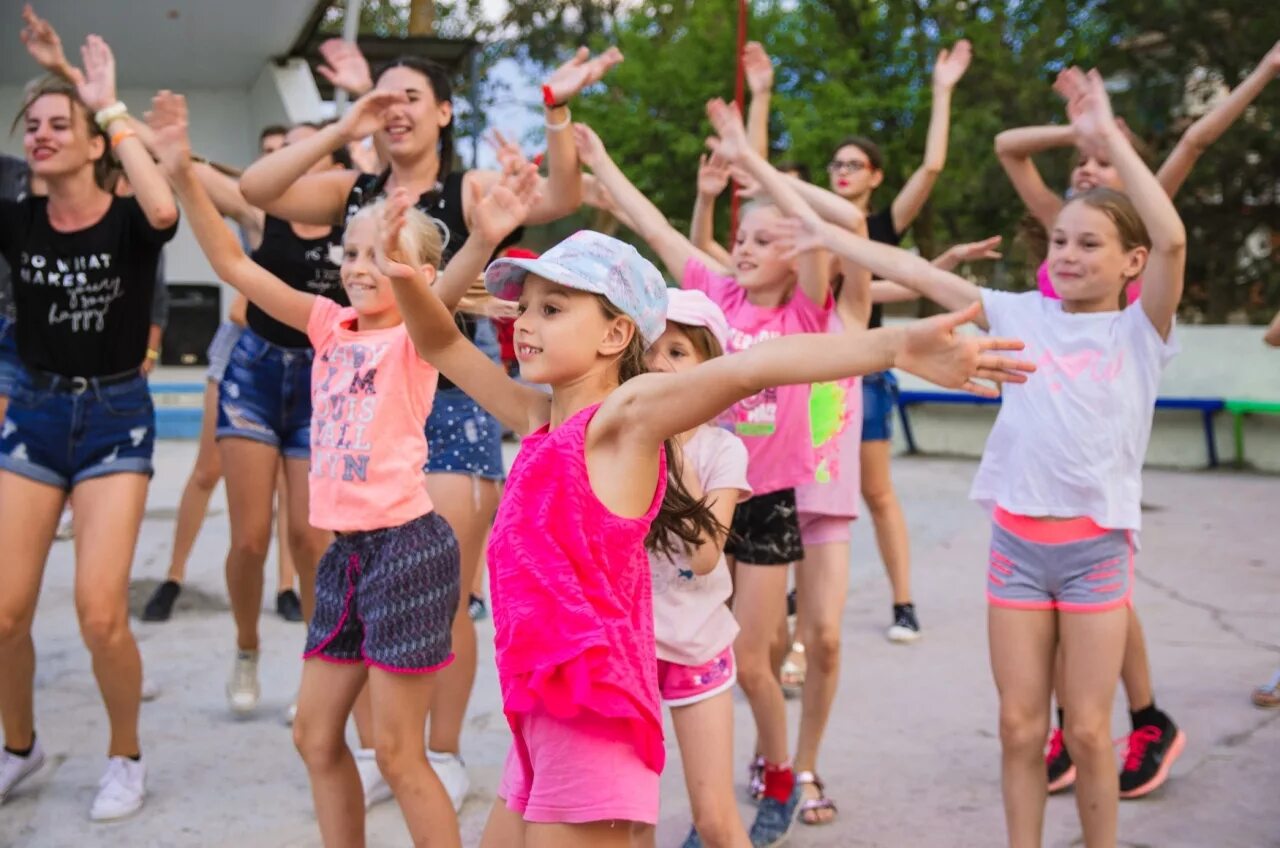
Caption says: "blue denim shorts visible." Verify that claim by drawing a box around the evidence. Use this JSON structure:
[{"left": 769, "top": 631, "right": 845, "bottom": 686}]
[
  {"left": 216, "top": 329, "right": 313, "bottom": 459},
  {"left": 0, "top": 368, "right": 155, "bottom": 489},
  {"left": 304, "top": 511, "right": 460, "bottom": 672},
  {"left": 424, "top": 387, "right": 506, "bottom": 480},
  {"left": 861, "top": 370, "right": 899, "bottom": 442},
  {"left": 0, "top": 315, "right": 22, "bottom": 399}
]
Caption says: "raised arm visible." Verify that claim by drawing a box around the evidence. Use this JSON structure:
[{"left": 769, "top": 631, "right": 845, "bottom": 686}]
[
  {"left": 581, "top": 172, "right": 640, "bottom": 233},
  {"left": 689, "top": 153, "right": 733, "bottom": 267},
  {"left": 677, "top": 459, "right": 739, "bottom": 576},
  {"left": 238, "top": 91, "right": 402, "bottom": 225},
  {"left": 150, "top": 92, "right": 314, "bottom": 332},
  {"left": 993, "top": 124, "right": 1072, "bottom": 228},
  {"left": 375, "top": 196, "right": 549, "bottom": 434},
  {"left": 707, "top": 98, "right": 831, "bottom": 306},
  {"left": 603, "top": 302, "right": 1031, "bottom": 446},
  {"left": 743, "top": 41, "right": 774, "bottom": 158},
  {"left": 1157, "top": 40, "right": 1280, "bottom": 197},
  {"left": 432, "top": 164, "right": 539, "bottom": 310},
  {"left": 573, "top": 122, "right": 727, "bottom": 280},
  {"left": 74, "top": 38, "right": 177, "bottom": 229},
  {"left": 776, "top": 217, "right": 987, "bottom": 327},
  {"left": 1059, "top": 68, "right": 1185, "bottom": 338},
  {"left": 891, "top": 40, "right": 970, "bottom": 233}
]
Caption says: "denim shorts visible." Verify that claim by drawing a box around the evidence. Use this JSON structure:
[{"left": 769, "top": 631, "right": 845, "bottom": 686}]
[
  {"left": 862, "top": 370, "right": 899, "bottom": 442},
  {"left": 304, "top": 511, "right": 460, "bottom": 672},
  {"left": 216, "top": 329, "right": 312, "bottom": 459},
  {"left": 0, "top": 315, "right": 22, "bottom": 399},
  {"left": 424, "top": 386, "right": 506, "bottom": 480},
  {"left": 205, "top": 320, "right": 245, "bottom": 384},
  {"left": 0, "top": 368, "right": 154, "bottom": 489}
]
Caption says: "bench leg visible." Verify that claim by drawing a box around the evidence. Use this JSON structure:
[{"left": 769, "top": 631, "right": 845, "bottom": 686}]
[
  {"left": 897, "top": 403, "right": 918, "bottom": 454},
  {"left": 1233, "top": 412, "right": 1246, "bottom": 468},
  {"left": 1202, "top": 410, "right": 1218, "bottom": 469}
]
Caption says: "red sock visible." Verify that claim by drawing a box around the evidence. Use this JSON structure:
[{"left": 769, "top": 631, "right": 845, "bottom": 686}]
[{"left": 763, "top": 762, "right": 794, "bottom": 803}]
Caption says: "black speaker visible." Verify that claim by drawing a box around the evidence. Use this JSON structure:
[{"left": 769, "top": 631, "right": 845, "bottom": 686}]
[{"left": 161, "top": 283, "right": 222, "bottom": 367}]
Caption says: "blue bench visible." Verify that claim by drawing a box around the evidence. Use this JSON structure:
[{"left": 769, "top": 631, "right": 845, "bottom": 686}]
[
  {"left": 149, "top": 381, "right": 206, "bottom": 440},
  {"left": 895, "top": 390, "right": 1224, "bottom": 467}
]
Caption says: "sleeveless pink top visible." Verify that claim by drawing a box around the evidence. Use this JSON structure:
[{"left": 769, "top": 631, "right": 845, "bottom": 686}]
[
  {"left": 487, "top": 402, "right": 668, "bottom": 772},
  {"left": 1038, "top": 261, "right": 1141, "bottom": 304}
]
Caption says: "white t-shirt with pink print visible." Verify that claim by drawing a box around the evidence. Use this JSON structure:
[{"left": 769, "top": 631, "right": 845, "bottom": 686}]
[{"left": 970, "top": 289, "right": 1178, "bottom": 532}]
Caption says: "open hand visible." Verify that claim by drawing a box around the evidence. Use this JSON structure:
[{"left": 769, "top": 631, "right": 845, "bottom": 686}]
[
  {"left": 77, "top": 35, "right": 117, "bottom": 113},
  {"left": 375, "top": 188, "right": 418, "bottom": 281},
  {"left": 1057, "top": 67, "right": 1116, "bottom": 148},
  {"left": 487, "top": 128, "right": 531, "bottom": 173},
  {"left": 705, "top": 98, "right": 749, "bottom": 162},
  {"left": 932, "top": 39, "right": 972, "bottom": 91},
  {"left": 571, "top": 122, "right": 608, "bottom": 169},
  {"left": 768, "top": 216, "right": 827, "bottom": 261},
  {"left": 21, "top": 5, "right": 73, "bottom": 76},
  {"left": 145, "top": 91, "right": 193, "bottom": 176},
  {"left": 317, "top": 38, "right": 373, "bottom": 97},
  {"left": 895, "top": 303, "right": 1033, "bottom": 397},
  {"left": 337, "top": 88, "right": 408, "bottom": 143},
  {"left": 544, "top": 46, "right": 624, "bottom": 105},
  {"left": 743, "top": 42, "right": 774, "bottom": 96},
  {"left": 467, "top": 163, "right": 541, "bottom": 246},
  {"left": 933, "top": 235, "right": 1002, "bottom": 271},
  {"left": 728, "top": 165, "right": 764, "bottom": 200},
  {"left": 697, "top": 151, "right": 731, "bottom": 197}
]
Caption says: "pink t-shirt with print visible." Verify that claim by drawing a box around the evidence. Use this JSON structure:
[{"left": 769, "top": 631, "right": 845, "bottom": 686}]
[
  {"left": 795, "top": 311, "right": 863, "bottom": 519},
  {"left": 651, "top": 426, "right": 750, "bottom": 666},
  {"left": 682, "top": 258, "right": 832, "bottom": 496},
  {"left": 306, "top": 297, "right": 438, "bottom": 532}
]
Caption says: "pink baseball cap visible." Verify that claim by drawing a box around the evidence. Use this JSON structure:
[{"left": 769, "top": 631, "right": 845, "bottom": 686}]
[{"left": 664, "top": 288, "right": 730, "bottom": 352}]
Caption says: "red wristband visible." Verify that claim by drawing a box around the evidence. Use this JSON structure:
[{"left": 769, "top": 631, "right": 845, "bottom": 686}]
[{"left": 542, "top": 84, "right": 564, "bottom": 109}]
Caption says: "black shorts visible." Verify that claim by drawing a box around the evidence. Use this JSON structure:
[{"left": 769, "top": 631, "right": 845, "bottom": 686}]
[{"left": 725, "top": 488, "right": 804, "bottom": 566}]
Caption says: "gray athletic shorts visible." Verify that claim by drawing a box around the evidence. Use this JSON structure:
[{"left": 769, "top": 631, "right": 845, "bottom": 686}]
[{"left": 987, "top": 508, "right": 1133, "bottom": 612}]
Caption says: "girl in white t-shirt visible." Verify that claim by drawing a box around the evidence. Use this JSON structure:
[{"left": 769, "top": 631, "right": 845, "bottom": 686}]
[
  {"left": 644, "top": 289, "right": 752, "bottom": 848},
  {"left": 771, "top": 67, "right": 1185, "bottom": 848}
]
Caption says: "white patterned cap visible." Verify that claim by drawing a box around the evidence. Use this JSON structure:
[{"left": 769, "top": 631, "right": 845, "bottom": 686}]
[{"left": 484, "top": 230, "right": 669, "bottom": 346}]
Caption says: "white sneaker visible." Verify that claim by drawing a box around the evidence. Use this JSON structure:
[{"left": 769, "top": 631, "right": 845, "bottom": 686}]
[
  {"left": 141, "top": 675, "right": 161, "bottom": 702},
  {"left": 55, "top": 508, "right": 74, "bottom": 541},
  {"left": 355, "top": 748, "right": 393, "bottom": 809},
  {"left": 90, "top": 756, "right": 145, "bottom": 821},
  {"left": 226, "top": 650, "right": 260, "bottom": 716},
  {"left": 0, "top": 738, "right": 46, "bottom": 803},
  {"left": 428, "top": 750, "right": 470, "bottom": 812},
  {"left": 282, "top": 702, "right": 297, "bottom": 727}
]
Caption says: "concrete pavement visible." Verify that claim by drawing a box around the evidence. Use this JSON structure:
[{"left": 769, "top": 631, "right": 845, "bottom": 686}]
[{"left": 1, "top": 442, "right": 1278, "bottom": 847}]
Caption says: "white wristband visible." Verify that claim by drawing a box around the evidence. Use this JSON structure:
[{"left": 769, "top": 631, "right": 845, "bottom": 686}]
[
  {"left": 94, "top": 101, "right": 128, "bottom": 131},
  {"left": 545, "top": 109, "right": 571, "bottom": 133}
]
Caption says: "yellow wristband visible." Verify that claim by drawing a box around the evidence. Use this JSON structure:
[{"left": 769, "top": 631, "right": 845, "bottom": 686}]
[{"left": 146, "top": 348, "right": 160, "bottom": 361}]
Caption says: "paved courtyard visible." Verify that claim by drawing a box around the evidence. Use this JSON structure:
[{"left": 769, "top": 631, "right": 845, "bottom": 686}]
[{"left": 2, "top": 443, "right": 1278, "bottom": 847}]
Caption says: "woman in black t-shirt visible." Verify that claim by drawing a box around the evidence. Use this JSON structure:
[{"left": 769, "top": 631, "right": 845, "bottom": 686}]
[
  {"left": 239, "top": 44, "right": 618, "bottom": 808},
  {"left": 0, "top": 37, "right": 176, "bottom": 822}
]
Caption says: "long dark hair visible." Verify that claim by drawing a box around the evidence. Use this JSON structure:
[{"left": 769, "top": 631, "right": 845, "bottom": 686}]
[
  {"left": 598, "top": 299, "right": 727, "bottom": 557},
  {"left": 375, "top": 56, "right": 455, "bottom": 181}
]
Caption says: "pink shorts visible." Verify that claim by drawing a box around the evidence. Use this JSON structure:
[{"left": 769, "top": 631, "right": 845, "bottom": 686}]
[
  {"left": 798, "top": 512, "right": 852, "bottom": 546},
  {"left": 499, "top": 706, "right": 659, "bottom": 825},
  {"left": 656, "top": 644, "right": 736, "bottom": 707}
]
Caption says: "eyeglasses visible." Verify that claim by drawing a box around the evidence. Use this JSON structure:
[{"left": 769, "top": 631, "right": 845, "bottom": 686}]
[{"left": 827, "top": 159, "right": 870, "bottom": 174}]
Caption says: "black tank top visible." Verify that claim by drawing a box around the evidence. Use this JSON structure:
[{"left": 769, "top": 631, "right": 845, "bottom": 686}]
[
  {"left": 247, "top": 216, "right": 347, "bottom": 349},
  {"left": 344, "top": 169, "right": 522, "bottom": 391}
]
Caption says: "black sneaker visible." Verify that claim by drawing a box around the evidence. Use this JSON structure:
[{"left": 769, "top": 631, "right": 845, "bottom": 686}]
[
  {"left": 1045, "top": 728, "right": 1076, "bottom": 793},
  {"left": 887, "top": 603, "right": 921, "bottom": 643},
  {"left": 142, "top": 580, "right": 182, "bottom": 622},
  {"left": 468, "top": 594, "right": 488, "bottom": 621},
  {"left": 276, "top": 589, "right": 304, "bottom": 623},
  {"left": 1119, "top": 717, "right": 1186, "bottom": 798}
]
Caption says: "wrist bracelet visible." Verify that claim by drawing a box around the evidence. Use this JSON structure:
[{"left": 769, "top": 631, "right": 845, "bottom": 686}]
[
  {"left": 110, "top": 128, "right": 136, "bottom": 149},
  {"left": 145, "top": 348, "right": 160, "bottom": 361},
  {"left": 94, "top": 101, "right": 128, "bottom": 131},
  {"left": 545, "top": 110, "right": 571, "bottom": 133},
  {"left": 541, "top": 84, "right": 567, "bottom": 110}
]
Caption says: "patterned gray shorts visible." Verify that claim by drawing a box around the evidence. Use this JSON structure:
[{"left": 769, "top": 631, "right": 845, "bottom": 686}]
[{"left": 304, "top": 511, "right": 461, "bottom": 672}]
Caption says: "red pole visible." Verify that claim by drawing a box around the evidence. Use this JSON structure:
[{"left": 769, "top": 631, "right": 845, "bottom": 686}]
[{"left": 730, "top": 0, "right": 748, "bottom": 238}]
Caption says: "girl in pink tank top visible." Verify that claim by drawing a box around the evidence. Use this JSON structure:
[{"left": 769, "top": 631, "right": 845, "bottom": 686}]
[{"left": 385, "top": 199, "right": 1031, "bottom": 844}]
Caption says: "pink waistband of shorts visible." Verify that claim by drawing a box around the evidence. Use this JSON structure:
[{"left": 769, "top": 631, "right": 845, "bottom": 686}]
[{"left": 993, "top": 507, "right": 1110, "bottom": 545}]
